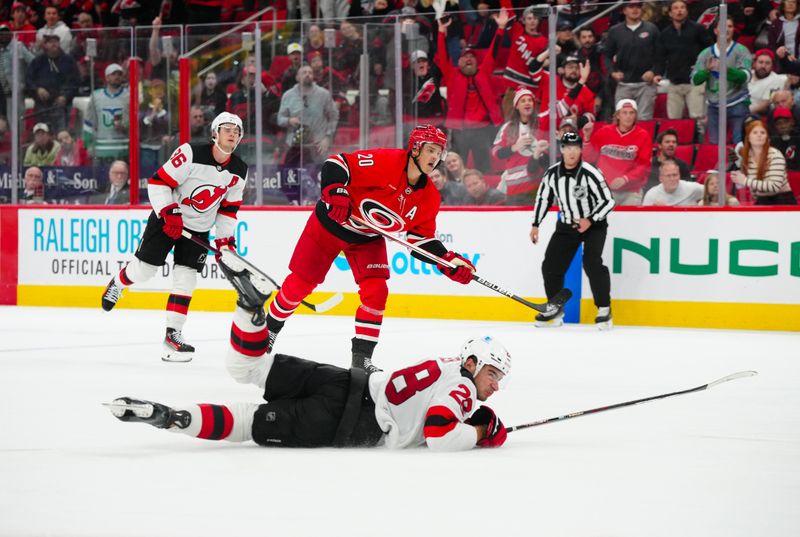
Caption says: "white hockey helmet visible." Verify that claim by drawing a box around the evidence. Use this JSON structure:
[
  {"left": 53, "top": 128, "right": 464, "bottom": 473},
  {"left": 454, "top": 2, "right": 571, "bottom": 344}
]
[
  {"left": 459, "top": 336, "right": 511, "bottom": 377},
  {"left": 210, "top": 112, "right": 243, "bottom": 153}
]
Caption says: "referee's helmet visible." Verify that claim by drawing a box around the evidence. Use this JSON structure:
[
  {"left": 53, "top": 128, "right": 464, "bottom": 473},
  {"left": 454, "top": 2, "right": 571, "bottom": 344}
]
[{"left": 560, "top": 131, "right": 583, "bottom": 148}]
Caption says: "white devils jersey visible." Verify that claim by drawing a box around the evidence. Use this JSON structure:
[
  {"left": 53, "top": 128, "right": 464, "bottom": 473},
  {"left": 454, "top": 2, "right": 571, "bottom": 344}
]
[
  {"left": 370, "top": 357, "right": 480, "bottom": 451},
  {"left": 148, "top": 143, "right": 247, "bottom": 238}
]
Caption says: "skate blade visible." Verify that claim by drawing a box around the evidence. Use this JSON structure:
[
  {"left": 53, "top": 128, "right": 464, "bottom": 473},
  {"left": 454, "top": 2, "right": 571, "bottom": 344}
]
[
  {"left": 162, "top": 350, "right": 194, "bottom": 363},
  {"left": 102, "top": 400, "right": 153, "bottom": 418},
  {"left": 596, "top": 320, "right": 613, "bottom": 331},
  {"left": 534, "top": 319, "right": 564, "bottom": 328}
]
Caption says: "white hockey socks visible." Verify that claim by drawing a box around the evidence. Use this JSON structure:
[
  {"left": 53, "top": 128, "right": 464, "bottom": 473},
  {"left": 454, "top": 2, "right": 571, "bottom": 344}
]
[
  {"left": 227, "top": 306, "right": 274, "bottom": 387},
  {"left": 173, "top": 403, "right": 257, "bottom": 443}
]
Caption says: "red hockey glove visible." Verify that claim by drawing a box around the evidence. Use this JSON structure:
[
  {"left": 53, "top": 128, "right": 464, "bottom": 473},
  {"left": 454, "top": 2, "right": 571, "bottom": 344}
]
[
  {"left": 214, "top": 236, "right": 237, "bottom": 263},
  {"left": 468, "top": 405, "right": 507, "bottom": 448},
  {"left": 159, "top": 203, "right": 183, "bottom": 240},
  {"left": 321, "top": 184, "right": 351, "bottom": 224},
  {"left": 437, "top": 251, "right": 475, "bottom": 285}
]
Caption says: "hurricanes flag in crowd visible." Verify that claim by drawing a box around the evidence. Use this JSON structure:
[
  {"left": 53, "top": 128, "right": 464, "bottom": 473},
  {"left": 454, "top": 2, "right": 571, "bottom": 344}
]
[{"left": 414, "top": 78, "right": 437, "bottom": 103}]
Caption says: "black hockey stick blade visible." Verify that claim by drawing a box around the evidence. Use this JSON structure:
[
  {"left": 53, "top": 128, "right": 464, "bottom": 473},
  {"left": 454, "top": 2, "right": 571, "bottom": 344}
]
[
  {"left": 506, "top": 370, "right": 758, "bottom": 433},
  {"left": 180, "top": 231, "right": 344, "bottom": 313}
]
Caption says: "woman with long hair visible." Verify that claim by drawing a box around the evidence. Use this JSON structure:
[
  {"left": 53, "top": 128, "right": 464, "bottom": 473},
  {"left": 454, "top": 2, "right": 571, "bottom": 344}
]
[
  {"left": 698, "top": 171, "right": 739, "bottom": 206},
  {"left": 490, "top": 86, "right": 549, "bottom": 205},
  {"left": 769, "top": 0, "right": 800, "bottom": 68},
  {"left": 732, "top": 120, "right": 798, "bottom": 205},
  {"left": 444, "top": 151, "right": 466, "bottom": 183}
]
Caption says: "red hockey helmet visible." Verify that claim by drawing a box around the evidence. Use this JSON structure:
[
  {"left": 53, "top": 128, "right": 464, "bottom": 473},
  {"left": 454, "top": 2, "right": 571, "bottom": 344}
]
[{"left": 407, "top": 124, "right": 447, "bottom": 155}]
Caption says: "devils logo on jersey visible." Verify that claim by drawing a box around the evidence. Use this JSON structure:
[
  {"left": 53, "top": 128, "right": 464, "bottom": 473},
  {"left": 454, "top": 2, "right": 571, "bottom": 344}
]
[{"left": 182, "top": 175, "right": 241, "bottom": 212}]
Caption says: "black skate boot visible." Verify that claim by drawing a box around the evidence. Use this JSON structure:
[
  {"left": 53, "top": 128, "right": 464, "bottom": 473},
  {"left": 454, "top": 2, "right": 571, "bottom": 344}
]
[
  {"left": 101, "top": 278, "right": 123, "bottom": 311},
  {"left": 351, "top": 337, "right": 382, "bottom": 374},
  {"left": 217, "top": 252, "right": 273, "bottom": 325},
  {"left": 265, "top": 315, "right": 284, "bottom": 353},
  {"left": 104, "top": 397, "right": 191, "bottom": 429},
  {"left": 162, "top": 328, "right": 195, "bottom": 362},
  {"left": 534, "top": 304, "right": 564, "bottom": 328}
]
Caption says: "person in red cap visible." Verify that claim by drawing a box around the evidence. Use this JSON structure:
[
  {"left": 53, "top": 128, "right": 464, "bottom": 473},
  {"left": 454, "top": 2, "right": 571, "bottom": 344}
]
[
  {"left": 436, "top": 8, "right": 510, "bottom": 173},
  {"left": 770, "top": 106, "right": 800, "bottom": 170},
  {"left": 749, "top": 49, "right": 788, "bottom": 116},
  {"left": 7, "top": 2, "right": 35, "bottom": 46}
]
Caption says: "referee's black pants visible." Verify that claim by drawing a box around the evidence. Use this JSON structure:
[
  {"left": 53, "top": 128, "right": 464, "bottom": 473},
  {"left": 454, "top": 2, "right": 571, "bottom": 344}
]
[{"left": 542, "top": 220, "right": 611, "bottom": 308}]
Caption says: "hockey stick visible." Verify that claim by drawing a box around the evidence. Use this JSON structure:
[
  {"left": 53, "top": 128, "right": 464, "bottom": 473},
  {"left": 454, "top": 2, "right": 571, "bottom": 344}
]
[
  {"left": 505, "top": 370, "right": 758, "bottom": 433},
  {"left": 181, "top": 231, "right": 344, "bottom": 313},
  {"left": 349, "top": 215, "right": 571, "bottom": 314}
]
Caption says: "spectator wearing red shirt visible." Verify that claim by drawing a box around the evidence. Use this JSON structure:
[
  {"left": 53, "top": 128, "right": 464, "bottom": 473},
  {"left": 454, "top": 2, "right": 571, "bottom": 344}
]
[
  {"left": 7, "top": 2, "right": 36, "bottom": 46},
  {"left": 535, "top": 55, "right": 596, "bottom": 134},
  {"left": 491, "top": 87, "right": 549, "bottom": 205},
  {"left": 53, "top": 128, "right": 89, "bottom": 166},
  {"left": 435, "top": 9, "right": 510, "bottom": 172},
  {"left": 586, "top": 99, "right": 653, "bottom": 206},
  {"left": 503, "top": 5, "right": 548, "bottom": 89}
]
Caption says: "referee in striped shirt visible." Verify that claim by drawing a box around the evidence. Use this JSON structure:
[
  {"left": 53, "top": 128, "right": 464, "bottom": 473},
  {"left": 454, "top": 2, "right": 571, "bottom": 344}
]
[{"left": 530, "top": 131, "right": 616, "bottom": 329}]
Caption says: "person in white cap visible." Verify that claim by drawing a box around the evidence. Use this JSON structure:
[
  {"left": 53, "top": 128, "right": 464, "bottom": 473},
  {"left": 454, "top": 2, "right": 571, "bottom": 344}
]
[
  {"left": 100, "top": 112, "right": 248, "bottom": 363},
  {"left": 23, "top": 122, "right": 61, "bottom": 166},
  {"left": 490, "top": 86, "right": 549, "bottom": 204},
  {"left": 585, "top": 99, "right": 653, "bottom": 206},
  {"left": 409, "top": 49, "right": 445, "bottom": 123},
  {"left": 83, "top": 62, "right": 129, "bottom": 163}
]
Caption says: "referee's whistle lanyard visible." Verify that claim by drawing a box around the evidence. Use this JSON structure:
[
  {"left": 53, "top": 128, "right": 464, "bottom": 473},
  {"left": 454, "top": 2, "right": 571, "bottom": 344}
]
[{"left": 564, "top": 161, "right": 584, "bottom": 229}]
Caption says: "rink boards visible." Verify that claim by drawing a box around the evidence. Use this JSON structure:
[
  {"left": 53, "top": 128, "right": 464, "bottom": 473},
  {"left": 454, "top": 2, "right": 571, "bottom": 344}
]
[{"left": 1, "top": 205, "right": 799, "bottom": 331}]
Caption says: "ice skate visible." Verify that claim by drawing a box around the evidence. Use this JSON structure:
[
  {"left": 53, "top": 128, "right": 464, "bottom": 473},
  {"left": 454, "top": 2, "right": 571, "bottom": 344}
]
[
  {"left": 535, "top": 305, "right": 564, "bottom": 328},
  {"left": 595, "top": 307, "right": 613, "bottom": 331},
  {"left": 104, "top": 397, "right": 191, "bottom": 429},
  {"left": 351, "top": 353, "right": 383, "bottom": 374},
  {"left": 162, "top": 328, "right": 195, "bottom": 362},
  {"left": 101, "top": 278, "right": 123, "bottom": 311},
  {"left": 217, "top": 251, "right": 273, "bottom": 314}
]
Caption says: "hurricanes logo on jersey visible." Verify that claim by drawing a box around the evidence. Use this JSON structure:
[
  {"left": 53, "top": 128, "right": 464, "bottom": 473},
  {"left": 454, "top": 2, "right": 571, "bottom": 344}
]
[
  {"left": 355, "top": 200, "right": 405, "bottom": 232},
  {"left": 182, "top": 175, "right": 241, "bottom": 212}
]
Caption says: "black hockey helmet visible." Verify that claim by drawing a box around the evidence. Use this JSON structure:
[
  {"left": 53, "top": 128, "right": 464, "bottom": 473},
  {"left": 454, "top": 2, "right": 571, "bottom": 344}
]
[{"left": 560, "top": 131, "right": 583, "bottom": 148}]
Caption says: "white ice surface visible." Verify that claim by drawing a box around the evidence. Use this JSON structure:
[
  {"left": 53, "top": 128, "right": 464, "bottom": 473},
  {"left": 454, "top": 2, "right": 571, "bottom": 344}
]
[{"left": 0, "top": 306, "right": 798, "bottom": 537}]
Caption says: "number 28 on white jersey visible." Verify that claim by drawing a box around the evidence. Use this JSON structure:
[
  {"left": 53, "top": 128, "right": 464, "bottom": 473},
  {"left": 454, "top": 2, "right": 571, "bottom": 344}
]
[{"left": 372, "top": 357, "right": 480, "bottom": 451}]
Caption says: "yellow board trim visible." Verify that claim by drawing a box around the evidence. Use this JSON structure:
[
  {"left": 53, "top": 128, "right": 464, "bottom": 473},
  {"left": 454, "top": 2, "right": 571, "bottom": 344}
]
[
  {"left": 15, "top": 285, "right": 800, "bottom": 331},
  {"left": 579, "top": 298, "right": 800, "bottom": 331}
]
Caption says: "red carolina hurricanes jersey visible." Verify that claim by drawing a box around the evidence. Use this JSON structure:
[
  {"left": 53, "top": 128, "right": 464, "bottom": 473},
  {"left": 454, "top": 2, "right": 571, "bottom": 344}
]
[{"left": 316, "top": 148, "right": 442, "bottom": 247}]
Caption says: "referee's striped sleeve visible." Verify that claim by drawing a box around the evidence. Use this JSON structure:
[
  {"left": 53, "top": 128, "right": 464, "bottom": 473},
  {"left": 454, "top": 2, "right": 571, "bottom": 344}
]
[
  {"left": 584, "top": 163, "right": 615, "bottom": 221},
  {"left": 532, "top": 166, "right": 555, "bottom": 226}
]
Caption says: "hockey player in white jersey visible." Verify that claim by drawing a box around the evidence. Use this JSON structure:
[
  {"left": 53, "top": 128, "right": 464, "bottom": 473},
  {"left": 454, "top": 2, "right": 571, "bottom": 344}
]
[
  {"left": 100, "top": 112, "right": 248, "bottom": 362},
  {"left": 106, "top": 256, "right": 510, "bottom": 450}
]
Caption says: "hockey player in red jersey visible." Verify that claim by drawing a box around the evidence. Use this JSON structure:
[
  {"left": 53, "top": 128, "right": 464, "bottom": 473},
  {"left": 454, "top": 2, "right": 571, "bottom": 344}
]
[
  {"left": 266, "top": 125, "right": 475, "bottom": 373},
  {"left": 106, "top": 267, "right": 511, "bottom": 451},
  {"left": 100, "top": 112, "right": 247, "bottom": 362}
]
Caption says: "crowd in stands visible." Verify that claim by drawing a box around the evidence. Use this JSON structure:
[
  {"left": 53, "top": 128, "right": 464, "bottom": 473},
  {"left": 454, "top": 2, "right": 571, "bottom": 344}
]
[{"left": 2, "top": 0, "right": 800, "bottom": 206}]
